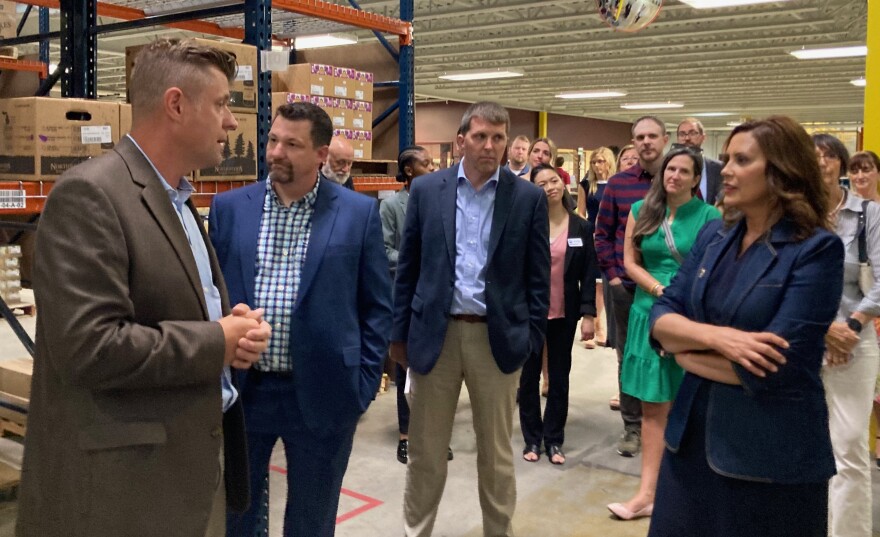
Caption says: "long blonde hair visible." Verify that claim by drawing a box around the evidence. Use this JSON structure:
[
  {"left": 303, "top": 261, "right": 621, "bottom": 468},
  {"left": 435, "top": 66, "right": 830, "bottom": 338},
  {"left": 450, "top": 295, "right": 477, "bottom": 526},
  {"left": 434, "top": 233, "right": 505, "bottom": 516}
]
[{"left": 587, "top": 146, "right": 617, "bottom": 195}]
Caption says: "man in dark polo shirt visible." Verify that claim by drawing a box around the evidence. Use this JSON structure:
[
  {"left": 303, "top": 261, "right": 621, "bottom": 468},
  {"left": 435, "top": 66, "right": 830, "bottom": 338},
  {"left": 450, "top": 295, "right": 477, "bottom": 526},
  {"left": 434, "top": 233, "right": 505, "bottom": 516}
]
[{"left": 594, "top": 115, "right": 668, "bottom": 457}]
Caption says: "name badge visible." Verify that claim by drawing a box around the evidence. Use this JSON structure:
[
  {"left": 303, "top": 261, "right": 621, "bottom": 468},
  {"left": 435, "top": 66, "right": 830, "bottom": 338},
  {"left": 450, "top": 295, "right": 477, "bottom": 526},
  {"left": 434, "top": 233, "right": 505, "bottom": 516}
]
[{"left": 567, "top": 238, "right": 584, "bottom": 247}]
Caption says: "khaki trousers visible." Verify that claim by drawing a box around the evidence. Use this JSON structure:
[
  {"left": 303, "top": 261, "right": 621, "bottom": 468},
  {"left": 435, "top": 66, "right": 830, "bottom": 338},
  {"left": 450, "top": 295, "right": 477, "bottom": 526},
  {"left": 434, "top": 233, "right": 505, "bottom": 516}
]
[
  {"left": 403, "top": 319, "right": 520, "bottom": 537},
  {"left": 205, "top": 446, "right": 226, "bottom": 537}
]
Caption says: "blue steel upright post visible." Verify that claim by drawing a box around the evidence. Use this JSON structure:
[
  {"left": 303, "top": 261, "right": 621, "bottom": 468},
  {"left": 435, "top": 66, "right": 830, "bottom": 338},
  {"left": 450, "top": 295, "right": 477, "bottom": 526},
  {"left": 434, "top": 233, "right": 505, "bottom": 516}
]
[
  {"left": 60, "top": 0, "right": 97, "bottom": 99},
  {"left": 39, "top": 7, "right": 49, "bottom": 66},
  {"left": 398, "top": 0, "right": 415, "bottom": 152},
  {"left": 245, "top": 0, "right": 272, "bottom": 183}
]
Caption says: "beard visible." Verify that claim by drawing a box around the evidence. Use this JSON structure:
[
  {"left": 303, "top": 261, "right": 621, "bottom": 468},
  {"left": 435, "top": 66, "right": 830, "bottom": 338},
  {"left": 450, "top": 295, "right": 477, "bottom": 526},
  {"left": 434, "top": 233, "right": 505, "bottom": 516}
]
[
  {"left": 321, "top": 162, "right": 350, "bottom": 185},
  {"left": 268, "top": 160, "right": 294, "bottom": 184}
]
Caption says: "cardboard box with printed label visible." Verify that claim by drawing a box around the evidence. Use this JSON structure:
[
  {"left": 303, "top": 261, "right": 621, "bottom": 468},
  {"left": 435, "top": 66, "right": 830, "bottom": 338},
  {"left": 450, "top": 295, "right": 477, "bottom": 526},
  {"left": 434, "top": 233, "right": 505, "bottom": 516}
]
[
  {"left": 334, "top": 128, "right": 372, "bottom": 160},
  {"left": 271, "top": 92, "right": 312, "bottom": 113},
  {"left": 126, "top": 39, "right": 257, "bottom": 113},
  {"left": 272, "top": 93, "right": 344, "bottom": 127},
  {"left": 195, "top": 112, "right": 257, "bottom": 181},
  {"left": 350, "top": 100, "right": 373, "bottom": 130},
  {"left": 271, "top": 64, "right": 334, "bottom": 96},
  {"left": 119, "top": 103, "right": 132, "bottom": 136},
  {"left": 353, "top": 71, "right": 374, "bottom": 102},
  {"left": 0, "top": 1, "right": 17, "bottom": 59},
  {"left": 333, "top": 67, "right": 356, "bottom": 99},
  {"left": 0, "top": 97, "right": 120, "bottom": 181}
]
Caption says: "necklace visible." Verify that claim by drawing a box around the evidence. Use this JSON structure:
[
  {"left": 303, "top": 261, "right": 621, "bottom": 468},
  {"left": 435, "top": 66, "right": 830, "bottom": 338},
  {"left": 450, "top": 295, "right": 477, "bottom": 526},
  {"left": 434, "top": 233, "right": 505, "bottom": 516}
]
[{"left": 828, "top": 187, "right": 846, "bottom": 226}]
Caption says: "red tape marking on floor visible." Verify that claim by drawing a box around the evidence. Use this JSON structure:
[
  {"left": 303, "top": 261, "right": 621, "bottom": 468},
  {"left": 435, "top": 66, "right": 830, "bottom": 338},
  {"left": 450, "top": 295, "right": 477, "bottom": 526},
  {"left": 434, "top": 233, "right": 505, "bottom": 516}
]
[{"left": 269, "top": 465, "right": 384, "bottom": 524}]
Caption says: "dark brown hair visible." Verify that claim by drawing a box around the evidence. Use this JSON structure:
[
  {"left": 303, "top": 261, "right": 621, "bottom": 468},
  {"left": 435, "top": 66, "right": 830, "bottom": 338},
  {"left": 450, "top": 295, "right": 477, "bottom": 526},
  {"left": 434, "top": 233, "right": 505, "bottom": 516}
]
[
  {"left": 530, "top": 164, "right": 575, "bottom": 212},
  {"left": 722, "top": 116, "right": 830, "bottom": 240},
  {"left": 632, "top": 146, "right": 703, "bottom": 246}
]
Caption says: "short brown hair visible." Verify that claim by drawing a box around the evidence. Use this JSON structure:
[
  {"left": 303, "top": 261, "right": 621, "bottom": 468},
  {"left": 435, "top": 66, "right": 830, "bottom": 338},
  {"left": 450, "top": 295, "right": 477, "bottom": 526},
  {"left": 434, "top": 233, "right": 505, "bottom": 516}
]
[
  {"left": 130, "top": 38, "right": 237, "bottom": 119},
  {"left": 722, "top": 116, "right": 830, "bottom": 240},
  {"left": 459, "top": 101, "right": 510, "bottom": 136},
  {"left": 849, "top": 151, "right": 880, "bottom": 174}
]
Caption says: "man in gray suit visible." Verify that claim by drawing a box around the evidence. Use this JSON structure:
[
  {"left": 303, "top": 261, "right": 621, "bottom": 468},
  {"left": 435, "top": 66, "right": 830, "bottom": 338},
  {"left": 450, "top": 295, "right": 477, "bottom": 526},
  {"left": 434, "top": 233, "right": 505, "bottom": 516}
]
[
  {"left": 677, "top": 117, "right": 724, "bottom": 205},
  {"left": 16, "top": 39, "right": 270, "bottom": 537}
]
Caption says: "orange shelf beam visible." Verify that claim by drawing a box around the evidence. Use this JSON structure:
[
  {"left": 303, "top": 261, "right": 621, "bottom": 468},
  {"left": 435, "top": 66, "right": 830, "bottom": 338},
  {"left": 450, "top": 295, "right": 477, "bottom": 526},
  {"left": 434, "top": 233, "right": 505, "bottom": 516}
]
[
  {"left": 0, "top": 182, "right": 53, "bottom": 215},
  {"left": 15, "top": 0, "right": 244, "bottom": 40},
  {"left": 16, "top": 0, "right": 411, "bottom": 42},
  {"left": 271, "top": 0, "right": 412, "bottom": 43},
  {"left": 0, "top": 58, "right": 47, "bottom": 78}
]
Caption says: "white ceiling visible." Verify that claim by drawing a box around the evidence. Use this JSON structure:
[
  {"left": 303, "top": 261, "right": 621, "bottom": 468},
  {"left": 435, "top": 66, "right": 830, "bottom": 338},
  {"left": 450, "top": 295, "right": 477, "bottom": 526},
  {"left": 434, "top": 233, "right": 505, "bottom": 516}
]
[{"left": 13, "top": 0, "right": 868, "bottom": 130}]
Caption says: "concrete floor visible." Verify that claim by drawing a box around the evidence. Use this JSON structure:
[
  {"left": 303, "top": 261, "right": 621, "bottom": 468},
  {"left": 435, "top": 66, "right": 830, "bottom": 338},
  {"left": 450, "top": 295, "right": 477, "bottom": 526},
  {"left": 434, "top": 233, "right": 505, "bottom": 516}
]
[{"left": 0, "top": 292, "right": 878, "bottom": 536}]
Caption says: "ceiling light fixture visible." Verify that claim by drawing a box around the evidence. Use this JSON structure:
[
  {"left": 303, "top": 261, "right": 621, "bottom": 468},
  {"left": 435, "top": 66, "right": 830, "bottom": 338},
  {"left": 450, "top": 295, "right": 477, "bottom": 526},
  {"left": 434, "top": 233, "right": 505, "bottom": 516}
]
[
  {"left": 620, "top": 102, "right": 684, "bottom": 110},
  {"left": 851, "top": 78, "right": 867, "bottom": 87},
  {"left": 790, "top": 45, "right": 867, "bottom": 60},
  {"left": 556, "top": 90, "right": 626, "bottom": 99},
  {"left": 293, "top": 33, "right": 358, "bottom": 50},
  {"left": 438, "top": 69, "right": 524, "bottom": 81},
  {"left": 678, "top": 0, "right": 790, "bottom": 8},
  {"left": 726, "top": 121, "right": 743, "bottom": 127}
]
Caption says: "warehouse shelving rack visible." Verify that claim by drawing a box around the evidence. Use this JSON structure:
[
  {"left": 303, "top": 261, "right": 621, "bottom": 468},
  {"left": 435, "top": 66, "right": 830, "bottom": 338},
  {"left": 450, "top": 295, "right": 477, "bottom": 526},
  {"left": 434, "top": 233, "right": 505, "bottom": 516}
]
[
  {"left": 0, "top": 0, "right": 416, "bottom": 212},
  {"left": 0, "top": 0, "right": 415, "bottom": 362}
]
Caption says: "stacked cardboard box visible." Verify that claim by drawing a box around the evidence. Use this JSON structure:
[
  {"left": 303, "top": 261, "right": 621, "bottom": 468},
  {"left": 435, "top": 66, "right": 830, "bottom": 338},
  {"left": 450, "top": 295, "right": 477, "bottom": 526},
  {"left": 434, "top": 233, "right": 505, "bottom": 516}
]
[
  {"left": 0, "top": 1, "right": 17, "bottom": 59},
  {"left": 124, "top": 41, "right": 260, "bottom": 181},
  {"left": 0, "top": 245, "right": 21, "bottom": 304},
  {"left": 0, "top": 97, "right": 120, "bottom": 181},
  {"left": 271, "top": 64, "right": 374, "bottom": 159}
]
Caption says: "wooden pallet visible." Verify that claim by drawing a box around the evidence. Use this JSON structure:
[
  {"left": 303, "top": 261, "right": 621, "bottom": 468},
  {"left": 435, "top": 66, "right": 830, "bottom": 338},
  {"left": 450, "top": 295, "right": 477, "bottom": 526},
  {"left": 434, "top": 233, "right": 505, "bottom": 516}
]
[
  {"left": 5, "top": 303, "right": 34, "bottom": 317},
  {"left": 0, "top": 419, "right": 23, "bottom": 439}
]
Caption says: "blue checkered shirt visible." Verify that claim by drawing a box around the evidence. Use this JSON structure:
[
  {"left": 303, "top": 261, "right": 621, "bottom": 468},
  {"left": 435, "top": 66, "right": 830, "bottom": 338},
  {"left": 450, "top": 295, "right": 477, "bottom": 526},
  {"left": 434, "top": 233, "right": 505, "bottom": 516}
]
[{"left": 254, "top": 177, "right": 320, "bottom": 372}]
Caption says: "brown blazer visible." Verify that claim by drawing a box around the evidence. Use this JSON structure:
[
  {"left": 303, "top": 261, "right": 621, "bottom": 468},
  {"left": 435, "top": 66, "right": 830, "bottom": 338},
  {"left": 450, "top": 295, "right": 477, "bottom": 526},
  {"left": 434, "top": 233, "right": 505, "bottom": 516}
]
[{"left": 16, "top": 137, "right": 248, "bottom": 537}]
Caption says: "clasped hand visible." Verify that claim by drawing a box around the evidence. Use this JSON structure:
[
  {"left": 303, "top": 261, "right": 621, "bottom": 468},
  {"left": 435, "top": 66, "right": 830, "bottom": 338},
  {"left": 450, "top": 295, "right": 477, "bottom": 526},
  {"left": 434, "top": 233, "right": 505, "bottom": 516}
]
[
  {"left": 710, "top": 326, "right": 789, "bottom": 378},
  {"left": 219, "top": 303, "right": 272, "bottom": 369},
  {"left": 824, "top": 321, "right": 859, "bottom": 367}
]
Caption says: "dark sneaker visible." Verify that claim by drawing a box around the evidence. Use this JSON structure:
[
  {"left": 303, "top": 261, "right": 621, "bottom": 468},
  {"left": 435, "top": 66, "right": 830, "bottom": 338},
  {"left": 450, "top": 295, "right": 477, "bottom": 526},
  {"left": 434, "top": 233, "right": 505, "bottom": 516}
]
[
  {"left": 617, "top": 429, "right": 641, "bottom": 457},
  {"left": 397, "top": 439, "right": 408, "bottom": 464}
]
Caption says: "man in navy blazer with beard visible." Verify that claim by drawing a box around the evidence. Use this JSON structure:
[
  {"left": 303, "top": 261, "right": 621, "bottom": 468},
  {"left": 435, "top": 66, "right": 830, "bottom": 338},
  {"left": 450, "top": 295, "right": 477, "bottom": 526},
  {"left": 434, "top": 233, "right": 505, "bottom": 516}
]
[
  {"left": 390, "top": 101, "right": 550, "bottom": 537},
  {"left": 209, "top": 102, "right": 391, "bottom": 537}
]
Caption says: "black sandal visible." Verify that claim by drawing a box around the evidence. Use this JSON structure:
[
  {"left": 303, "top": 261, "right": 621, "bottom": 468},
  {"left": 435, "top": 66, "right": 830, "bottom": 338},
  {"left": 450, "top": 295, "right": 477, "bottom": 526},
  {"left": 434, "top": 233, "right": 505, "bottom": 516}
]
[
  {"left": 522, "top": 444, "right": 541, "bottom": 462},
  {"left": 547, "top": 444, "right": 565, "bottom": 465}
]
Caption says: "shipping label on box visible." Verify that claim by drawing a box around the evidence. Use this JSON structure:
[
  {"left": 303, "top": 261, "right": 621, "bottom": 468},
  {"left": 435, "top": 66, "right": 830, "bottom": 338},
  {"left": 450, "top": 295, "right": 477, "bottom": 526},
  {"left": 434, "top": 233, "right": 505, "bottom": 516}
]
[
  {"left": 126, "top": 39, "right": 257, "bottom": 112},
  {"left": 354, "top": 71, "right": 374, "bottom": 102},
  {"left": 0, "top": 97, "right": 120, "bottom": 181},
  {"left": 196, "top": 112, "right": 258, "bottom": 181}
]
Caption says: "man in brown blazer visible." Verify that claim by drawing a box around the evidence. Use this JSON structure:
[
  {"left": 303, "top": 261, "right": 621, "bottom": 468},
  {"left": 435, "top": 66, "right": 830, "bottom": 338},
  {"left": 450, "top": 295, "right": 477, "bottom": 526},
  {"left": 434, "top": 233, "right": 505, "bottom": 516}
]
[{"left": 15, "top": 39, "right": 270, "bottom": 537}]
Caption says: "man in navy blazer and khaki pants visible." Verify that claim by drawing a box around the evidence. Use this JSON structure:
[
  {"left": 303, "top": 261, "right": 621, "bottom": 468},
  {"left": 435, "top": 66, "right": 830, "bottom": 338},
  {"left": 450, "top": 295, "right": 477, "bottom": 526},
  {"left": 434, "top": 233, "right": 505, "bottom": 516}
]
[
  {"left": 391, "top": 102, "right": 550, "bottom": 536},
  {"left": 209, "top": 102, "right": 392, "bottom": 536}
]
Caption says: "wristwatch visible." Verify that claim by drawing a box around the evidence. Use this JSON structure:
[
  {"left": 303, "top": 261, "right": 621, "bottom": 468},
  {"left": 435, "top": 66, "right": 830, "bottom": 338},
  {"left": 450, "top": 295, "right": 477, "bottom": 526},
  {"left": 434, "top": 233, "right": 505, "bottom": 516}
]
[{"left": 846, "top": 317, "right": 863, "bottom": 333}]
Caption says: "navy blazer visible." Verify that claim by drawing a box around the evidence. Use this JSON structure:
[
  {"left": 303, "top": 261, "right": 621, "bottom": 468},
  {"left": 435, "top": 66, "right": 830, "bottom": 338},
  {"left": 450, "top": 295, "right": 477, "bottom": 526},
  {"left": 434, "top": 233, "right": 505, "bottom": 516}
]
[
  {"left": 392, "top": 166, "right": 550, "bottom": 375},
  {"left": 650, "top": 218, "right": 843, "bottom": 484},
  {"left": 209, "top": 180, "right": 392, "bottom": 437},
  {"left": 703, "top": 157, "right": 724, "bottom": 206},
  {"left": 561, "top": 214, "right": 598, "bottom": 321}
]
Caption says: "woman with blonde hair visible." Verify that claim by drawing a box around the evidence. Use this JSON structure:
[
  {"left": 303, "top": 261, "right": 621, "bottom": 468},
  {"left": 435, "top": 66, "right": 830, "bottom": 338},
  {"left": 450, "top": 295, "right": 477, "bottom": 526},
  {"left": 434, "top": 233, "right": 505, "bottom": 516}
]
[
  {"left": 528, "top": 137, "right": 557, "bottom": 171},
  {"left": 578, "top": 147, "right": 617, "bottom": 349}
]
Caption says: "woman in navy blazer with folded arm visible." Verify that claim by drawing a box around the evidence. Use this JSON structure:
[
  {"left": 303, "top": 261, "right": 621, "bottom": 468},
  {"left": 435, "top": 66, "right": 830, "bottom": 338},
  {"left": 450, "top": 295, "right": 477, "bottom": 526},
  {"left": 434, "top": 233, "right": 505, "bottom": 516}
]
[{"left": 646, "top": 116, "right": 844, "bottom": 537}]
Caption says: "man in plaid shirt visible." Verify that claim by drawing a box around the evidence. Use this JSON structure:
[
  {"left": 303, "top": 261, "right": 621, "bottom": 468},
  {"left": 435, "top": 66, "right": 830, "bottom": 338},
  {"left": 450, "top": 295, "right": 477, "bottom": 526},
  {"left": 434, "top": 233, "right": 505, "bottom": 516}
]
[{"left": 209, "top": 102, "right": 392, "bottom": 537}]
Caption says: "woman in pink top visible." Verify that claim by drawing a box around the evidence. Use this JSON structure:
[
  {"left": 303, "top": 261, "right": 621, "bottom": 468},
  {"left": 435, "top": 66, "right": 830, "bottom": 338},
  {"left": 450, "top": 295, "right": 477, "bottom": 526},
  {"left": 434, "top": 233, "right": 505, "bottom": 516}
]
[{"left": 519, "top": 164, "right": 598, "bottom": 464}]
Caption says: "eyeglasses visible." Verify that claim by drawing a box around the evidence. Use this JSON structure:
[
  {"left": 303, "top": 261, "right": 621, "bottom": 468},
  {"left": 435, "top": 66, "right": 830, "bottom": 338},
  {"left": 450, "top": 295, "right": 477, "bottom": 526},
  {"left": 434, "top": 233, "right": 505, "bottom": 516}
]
[
  {"left": 817, "top": 152, "right": 840, "bottom": 162},
  {"left": 677, "top": 130, "right": 701, "bottom": 138}
]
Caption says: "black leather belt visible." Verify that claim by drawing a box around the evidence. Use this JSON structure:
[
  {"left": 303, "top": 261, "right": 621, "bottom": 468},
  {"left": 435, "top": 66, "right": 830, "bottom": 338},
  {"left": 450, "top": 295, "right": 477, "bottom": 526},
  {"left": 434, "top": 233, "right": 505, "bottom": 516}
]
[{"left": 449, "top": 313, "right": 488, "bottom": 323}]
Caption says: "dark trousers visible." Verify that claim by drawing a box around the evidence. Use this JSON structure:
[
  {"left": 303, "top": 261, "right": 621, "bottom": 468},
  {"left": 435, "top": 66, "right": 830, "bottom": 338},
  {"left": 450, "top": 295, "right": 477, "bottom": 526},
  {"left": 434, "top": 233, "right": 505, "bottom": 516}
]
[
  {"left": 609, "top": 283, "right": 642, "bottom": 432},
  {"left": 519, "top": 317, "right": 578, "bottom": 448},
  {"left": 396, "top": 363, "right": 410, "bottom": 435},
  {"left": 226, "top": 372, "right": 356, "bottom": 537}
]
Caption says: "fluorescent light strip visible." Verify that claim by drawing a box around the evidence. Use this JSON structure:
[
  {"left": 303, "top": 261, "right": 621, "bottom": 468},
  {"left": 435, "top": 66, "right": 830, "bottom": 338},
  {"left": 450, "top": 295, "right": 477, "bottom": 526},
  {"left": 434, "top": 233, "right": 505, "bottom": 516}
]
[
  {"left": 620, "top": 102, "right": 684, "bottom": 110},
  {"left": 851, "top": 78, "right": 867, "bottom": 87},
  {"left": 790, "top": 46, "right": 867, "bottom": 60},
  {"left": 438, "top": 70, "right": 524, "bottom": 81},
  {"left": 556, "top": 90, "right": 626, "bottom": 99},
  {"left": 679, "top": 0, "right": 790, "bottom": 8},
  {"left": 294, "top": 34, "right": 357, "bottom": 50}
]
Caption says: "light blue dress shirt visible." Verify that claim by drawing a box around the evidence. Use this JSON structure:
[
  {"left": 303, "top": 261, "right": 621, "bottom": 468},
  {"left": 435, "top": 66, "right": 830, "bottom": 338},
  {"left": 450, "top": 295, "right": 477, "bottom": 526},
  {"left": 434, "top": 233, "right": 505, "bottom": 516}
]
[
  {"left": 127, "top": 135, "right": 237, "bottom": 412},
  {"left": 450, "top": 159, "right": 499, "bottom": 316}
]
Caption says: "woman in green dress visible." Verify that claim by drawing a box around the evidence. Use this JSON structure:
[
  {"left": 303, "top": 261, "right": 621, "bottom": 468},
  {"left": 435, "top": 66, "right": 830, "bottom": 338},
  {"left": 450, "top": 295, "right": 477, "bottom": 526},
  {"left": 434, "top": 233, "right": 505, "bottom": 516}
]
[{"left": 608, "top": 146, "right": 720, "bottom": 520}]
